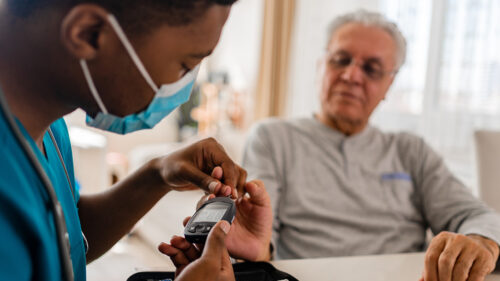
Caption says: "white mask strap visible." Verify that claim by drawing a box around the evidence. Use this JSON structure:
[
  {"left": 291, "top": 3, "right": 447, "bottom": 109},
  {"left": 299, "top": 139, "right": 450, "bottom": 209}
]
[
  {"left": 107, "top": 14, "right": 160, "bottom": 93},
  {"left": 80, "top": 60, "right": 108, "bottom": 114}
]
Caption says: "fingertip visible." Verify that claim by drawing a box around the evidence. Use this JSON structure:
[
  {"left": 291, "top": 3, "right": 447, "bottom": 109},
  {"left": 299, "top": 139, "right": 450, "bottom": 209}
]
[
  {"left": 201, "top": 220, "right": 229, "bottom": 259},
  {"left": 183, "top": 216, "right": 192, "bottom": 227},
  {"left": 245, "top": 181, "right": 257, "bottom": 192},
  {"left": 211, "top": 166, "right": 223, "bottom": 179},
  {"left": 224, "top": 185, "right": 232, "bottom": 197},
  {"left": 219, "top": 220, "right": 230, "bottom": 234},
  {"left": 158, "top": 243, "right": 176, "bottom": 256},
  {"left": 208, "top": 181, "right": 221, "bottom": 193},
  {"left": 158, "top": 242, "right": 167, "bottom": 251},
  {"left": 245, "top": 181, "right": 263, "bottom": 198}
]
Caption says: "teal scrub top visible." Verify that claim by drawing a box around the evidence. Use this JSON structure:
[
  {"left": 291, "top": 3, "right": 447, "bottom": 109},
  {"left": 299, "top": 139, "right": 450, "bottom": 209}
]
[{"left": 0, "top": 115, "right": 86, "bottom": 280}]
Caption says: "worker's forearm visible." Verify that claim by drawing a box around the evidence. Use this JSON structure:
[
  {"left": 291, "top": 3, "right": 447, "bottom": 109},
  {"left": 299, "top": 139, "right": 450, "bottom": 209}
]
[{"left": 78, "top": 159, "right": 168, "bottom": 263}]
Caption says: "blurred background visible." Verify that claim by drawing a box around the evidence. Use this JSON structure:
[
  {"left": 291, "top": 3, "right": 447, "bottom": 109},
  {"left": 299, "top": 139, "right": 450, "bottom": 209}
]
[{"left": 62, "top": 0, "right": 500, "bottom": 279}]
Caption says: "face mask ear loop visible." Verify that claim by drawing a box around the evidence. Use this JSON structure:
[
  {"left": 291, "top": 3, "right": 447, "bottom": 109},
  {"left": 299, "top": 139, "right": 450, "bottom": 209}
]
[
  {"left": 80, "top": 59, "right": 109, "bottom": 114},
  {"left": 107, "top": 14, "right": 160, "bottom": 93}
]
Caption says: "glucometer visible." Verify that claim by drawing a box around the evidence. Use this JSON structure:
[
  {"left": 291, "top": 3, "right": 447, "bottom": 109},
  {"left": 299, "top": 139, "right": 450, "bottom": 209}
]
[{"left": 184, "top": 196, "right": 236, "bottom": 244}]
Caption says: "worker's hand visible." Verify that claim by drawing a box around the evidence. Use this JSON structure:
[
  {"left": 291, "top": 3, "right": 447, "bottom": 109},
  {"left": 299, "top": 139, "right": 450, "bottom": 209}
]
[
  {"left": 420, "top": 232, "right": 499, "bottom": 281},
  {"left": 192, "top": 179, "right": 273, "bottom": 261},
  {"left": 154, "top": 138, "right": 247, "bottom": 198},
  {"left": 158, "top": 221, "right": 235, "bottom": 281}
]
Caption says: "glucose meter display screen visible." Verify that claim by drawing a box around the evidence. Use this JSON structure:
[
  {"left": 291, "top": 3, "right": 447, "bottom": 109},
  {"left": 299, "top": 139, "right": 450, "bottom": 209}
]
[{"left": 193, "top": 203, "right": 227, "bottom": 223}]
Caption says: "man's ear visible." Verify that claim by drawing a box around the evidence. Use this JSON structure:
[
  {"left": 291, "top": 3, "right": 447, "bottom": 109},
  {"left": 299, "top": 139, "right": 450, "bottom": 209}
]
[
  {"left": 382, "top": 75, "right": 396, "bottom": 101},
  {"left": 388, "top": 74, "right": 396, "bottom": 85},
  {"left": 60, "top": 4, "right": 110, "bottom": 60}
]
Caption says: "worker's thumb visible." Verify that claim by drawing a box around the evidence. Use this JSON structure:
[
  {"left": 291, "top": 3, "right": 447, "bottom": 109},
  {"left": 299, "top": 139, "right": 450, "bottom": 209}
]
[{"left": 201, "top": 220, "right": 230, "bottom": 261}]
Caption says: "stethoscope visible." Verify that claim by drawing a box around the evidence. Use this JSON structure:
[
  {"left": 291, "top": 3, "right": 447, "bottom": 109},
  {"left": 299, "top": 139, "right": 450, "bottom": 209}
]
[{"left": 0, "top": 88, "right": 86, "bottom": 281}]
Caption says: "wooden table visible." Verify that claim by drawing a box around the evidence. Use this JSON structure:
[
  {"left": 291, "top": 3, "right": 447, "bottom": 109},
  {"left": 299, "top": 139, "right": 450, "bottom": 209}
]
[{"left": 271, "top": 252, "right": 500, "bottom": 281}]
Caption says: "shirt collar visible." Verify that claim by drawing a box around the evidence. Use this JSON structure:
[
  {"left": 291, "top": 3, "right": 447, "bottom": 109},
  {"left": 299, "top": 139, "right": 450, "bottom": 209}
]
[{"left": 310, "top": 114, "right": 376, "bottom": 148}]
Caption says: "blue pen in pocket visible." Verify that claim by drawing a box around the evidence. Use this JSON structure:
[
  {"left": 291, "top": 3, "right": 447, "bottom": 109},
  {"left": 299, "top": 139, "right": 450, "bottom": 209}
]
[{"left": 381, "top": 172, "right": 412, "bottom": 181}]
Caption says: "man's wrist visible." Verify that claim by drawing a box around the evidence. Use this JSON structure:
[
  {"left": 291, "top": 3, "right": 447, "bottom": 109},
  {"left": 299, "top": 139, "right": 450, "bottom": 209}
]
[
  {"left": 256, "top": 243, "right": 274, "bottom": 261},
  {"left": 468, "top": 234, "right": 500, "bottom": 260}
]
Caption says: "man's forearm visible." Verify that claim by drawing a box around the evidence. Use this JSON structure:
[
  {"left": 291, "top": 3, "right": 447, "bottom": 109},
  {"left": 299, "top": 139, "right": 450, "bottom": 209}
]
[{"left": 78, "top": 159, "right": 168, "bottom": 263}]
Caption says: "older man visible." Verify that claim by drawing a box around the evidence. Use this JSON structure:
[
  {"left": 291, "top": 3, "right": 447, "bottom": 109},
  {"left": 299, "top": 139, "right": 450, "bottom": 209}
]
[{"left": 243, "top": 10, "right": 500, "bottom": 281}]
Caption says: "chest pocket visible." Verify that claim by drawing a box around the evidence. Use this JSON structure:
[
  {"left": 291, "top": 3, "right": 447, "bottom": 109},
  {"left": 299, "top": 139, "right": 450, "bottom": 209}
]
[{"left": 380, "top": 172, "right": 421, "bottom": 221}]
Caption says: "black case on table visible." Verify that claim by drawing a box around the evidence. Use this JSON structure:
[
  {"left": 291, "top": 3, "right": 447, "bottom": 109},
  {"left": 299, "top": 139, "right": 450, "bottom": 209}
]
[{"left": 127, "top": 261, "right": 299, "bottom": 281}]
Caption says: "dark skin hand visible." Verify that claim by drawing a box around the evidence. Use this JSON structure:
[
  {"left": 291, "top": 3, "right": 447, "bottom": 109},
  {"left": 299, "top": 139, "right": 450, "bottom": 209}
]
[
  {"left": 0, "top": 2, "right": 237, "bottom": 265},
  {"left": 158, "top": 139, "right": 247, "bottom": 198},
  {"left": 164, "top": 220, "right": 235, "bottom": 281},
  {"left": 158, "top": 179, "right": 273, "bottom": 270},
  {"left": 79, "top": 138, "right": 247, "bottom": 262}
]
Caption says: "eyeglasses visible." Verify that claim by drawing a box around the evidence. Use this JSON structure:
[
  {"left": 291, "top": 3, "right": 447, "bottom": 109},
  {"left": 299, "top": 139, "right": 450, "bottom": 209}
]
[{"left": 325, "top": 52, "right": 397, "bottom": 81}]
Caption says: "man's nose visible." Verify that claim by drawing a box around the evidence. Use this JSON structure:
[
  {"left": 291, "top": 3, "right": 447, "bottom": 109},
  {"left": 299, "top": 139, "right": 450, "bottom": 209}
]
[{"left": 340, "top": 62, "right": 364, "bottom": 84}]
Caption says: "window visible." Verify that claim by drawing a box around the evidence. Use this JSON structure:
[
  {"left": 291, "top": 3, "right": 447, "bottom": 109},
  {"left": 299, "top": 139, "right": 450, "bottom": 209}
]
[
  {"left": 377, "top": 0, "right": 500, "bottom": 191},
  {"left": 380, "top": 0, "right": 432, "bottom": 114},
  {"left": 439, "top": 0, "right": 500, "bottom": 114}
]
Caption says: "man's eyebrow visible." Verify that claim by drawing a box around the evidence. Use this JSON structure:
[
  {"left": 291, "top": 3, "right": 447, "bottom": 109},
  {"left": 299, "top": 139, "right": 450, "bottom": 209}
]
[
  {"left": 189, "top": 50, "right": 213, "bottom": 59},
  {"left": 365, "top": 57, "right": 384, "bottom": 66},
  {"left": 327, "top": 49, "right": 350, "bottom": 56}
]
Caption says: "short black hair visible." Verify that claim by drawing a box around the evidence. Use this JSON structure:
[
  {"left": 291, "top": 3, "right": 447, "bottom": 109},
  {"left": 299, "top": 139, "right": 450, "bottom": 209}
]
[{"left": 7, "top": 0, "right": 237, "bottom": 31}]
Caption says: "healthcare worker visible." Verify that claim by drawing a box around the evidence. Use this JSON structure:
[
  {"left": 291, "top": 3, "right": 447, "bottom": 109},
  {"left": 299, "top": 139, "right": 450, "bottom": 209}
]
[{"left": 0, "top": 0, "right": 273, "bottom": 280}]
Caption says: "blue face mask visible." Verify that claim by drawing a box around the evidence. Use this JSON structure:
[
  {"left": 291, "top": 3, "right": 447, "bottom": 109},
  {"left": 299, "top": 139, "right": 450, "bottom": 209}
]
[{"left": 81, "top": 14, "right": 200, "bottom": 135}]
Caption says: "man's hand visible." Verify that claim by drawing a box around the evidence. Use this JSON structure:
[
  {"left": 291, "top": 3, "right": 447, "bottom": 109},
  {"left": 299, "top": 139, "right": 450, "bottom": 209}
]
[
  {"left": 421, "top": 232, "right": 499, "bottom": 281},
  {"left": 153, "top": 138, "right": 247, "bottom": 198},
  {"left": 158, "top": 221, "right": 235, "bottom": 281},
  {"left": 225, "top": 180, "right": 273, "bottom": 261}
]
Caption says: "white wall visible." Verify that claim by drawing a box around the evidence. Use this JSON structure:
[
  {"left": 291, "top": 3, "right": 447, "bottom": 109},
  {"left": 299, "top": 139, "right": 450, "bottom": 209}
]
[
  {"left": 206, "top": 0, "right": 263, "bottom": 93},
  {"left": 287, "top": 0, "right": 381, "bottom": 118}
]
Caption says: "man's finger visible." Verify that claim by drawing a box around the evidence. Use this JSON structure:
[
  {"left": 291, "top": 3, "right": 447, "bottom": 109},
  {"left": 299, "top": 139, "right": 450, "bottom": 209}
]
[
  {"left": 424, "top": 236, "right": 447, "bottom": 281},
  {"left": 438, "top": 240, "right": 463, "bottom": 281},
  {"left": 451, "top": 247, "right": 476, "bottom": 281},
  {"left": 245, "top": 180, "right": 270, "bottom": 206},
  {"left": 467, "top": 259, "right": 489, "bottom": 281},
  {"left": 236, "top": 167, "right": 247, "bottom": 198}
]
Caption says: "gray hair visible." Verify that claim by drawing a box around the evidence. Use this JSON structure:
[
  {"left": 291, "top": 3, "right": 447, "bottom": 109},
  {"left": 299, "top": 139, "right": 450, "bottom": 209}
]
[{"left": 326, "top": 9, "right": 407, "bottom": 70}]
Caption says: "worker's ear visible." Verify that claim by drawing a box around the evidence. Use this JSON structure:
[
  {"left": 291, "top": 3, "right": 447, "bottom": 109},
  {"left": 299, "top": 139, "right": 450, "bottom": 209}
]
[{"left": 60, "top": 4, "right": 111, "bottom": 60}]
